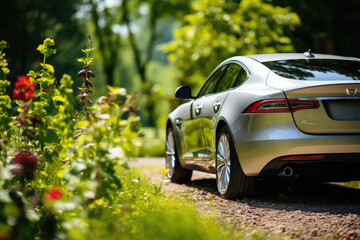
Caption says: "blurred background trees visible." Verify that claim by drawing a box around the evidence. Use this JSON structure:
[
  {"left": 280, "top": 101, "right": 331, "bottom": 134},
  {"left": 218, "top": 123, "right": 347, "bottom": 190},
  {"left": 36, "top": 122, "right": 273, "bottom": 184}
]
[
  {"left": 165, "top": 0, "right": 300, "bottom": 90},
  {"left": 271, "top": 0, "right": 360, "bottom": 57},
  {"left": 1, "top": 0, "right": 359, "bottom": 134},
  {"left": 0, "top": 0, "right": 85, "bottom": 90}
]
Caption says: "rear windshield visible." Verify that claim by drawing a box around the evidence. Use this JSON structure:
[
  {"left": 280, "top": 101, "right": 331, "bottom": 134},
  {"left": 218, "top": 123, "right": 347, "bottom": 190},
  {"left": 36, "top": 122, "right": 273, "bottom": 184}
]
[{"left": 263, "top": 59, "right": 360, "bottom": 80}]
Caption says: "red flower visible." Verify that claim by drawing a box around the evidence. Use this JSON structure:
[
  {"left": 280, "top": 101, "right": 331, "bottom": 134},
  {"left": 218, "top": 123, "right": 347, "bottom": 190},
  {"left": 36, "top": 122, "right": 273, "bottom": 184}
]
[
  {"left": 44, "top": 188, "right": 62, "bottom": 201},
  {"left": 14, "top": 151, "right": 38, "bottom": 166},
  {"left": 13, "top": 151, "right": 38, "bottom": 180},
  {"left": 12, "top": 75, "right": 36, "bottom": 102}
]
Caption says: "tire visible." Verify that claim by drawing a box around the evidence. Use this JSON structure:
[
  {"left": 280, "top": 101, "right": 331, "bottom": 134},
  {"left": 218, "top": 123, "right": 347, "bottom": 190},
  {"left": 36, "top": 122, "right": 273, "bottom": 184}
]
[
  {"left": 165, "top": 127, "right": 192, "bottom": 183},
  {"left": 216, "top": 126, "right": 254, "bottom": 199}
]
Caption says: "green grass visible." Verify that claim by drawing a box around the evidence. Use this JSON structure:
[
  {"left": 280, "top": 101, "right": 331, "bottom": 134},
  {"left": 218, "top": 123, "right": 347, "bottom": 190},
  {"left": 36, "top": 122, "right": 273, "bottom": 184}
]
[
  {"left": 85, "top": 169, "right": 242, "bottom": 240},
  {"left": 344, "top": 181, "right": 360, "bottom": 189}
]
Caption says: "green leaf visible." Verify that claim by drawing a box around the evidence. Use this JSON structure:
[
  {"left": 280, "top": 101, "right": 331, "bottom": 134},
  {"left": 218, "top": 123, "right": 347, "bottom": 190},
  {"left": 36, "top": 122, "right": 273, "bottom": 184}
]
[
  {"left": 34, "top": 90, "right": 42, "bottom": 97},
  {"left": 77, "top": 58, "right": 86, "bottom": 63},
  {"left": 44, "top": 98, "right": 58, "bottom": 116},
  {"left": 81, "top": 48, "right": 95, "bottom": 54},
  {"left": 53, "top": 96, "right": 65, "bottom": 102},
  {"left": 37, "top": 44, "right": 57, "bottom": 58},
  {"left": 40, "top": 63, "right": 55, "bottom": 73},
  {"left": 75, "top": 120, "right": 88, "bottom": 128},
  {"left": 44, "top": 149, "right": 54, "bottom": 163},
  {"left": 28, "top": 70, "right": 40, "bottom": 78},
  {"left": 44, "top": 129, "right": 58, "bottom": 143}
]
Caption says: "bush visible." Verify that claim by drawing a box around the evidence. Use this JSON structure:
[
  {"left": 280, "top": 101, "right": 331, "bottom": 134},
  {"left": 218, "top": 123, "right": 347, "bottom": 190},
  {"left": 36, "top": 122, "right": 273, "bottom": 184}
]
[{"left": 0, "top": 37, "right": 141, "bottom": 239}]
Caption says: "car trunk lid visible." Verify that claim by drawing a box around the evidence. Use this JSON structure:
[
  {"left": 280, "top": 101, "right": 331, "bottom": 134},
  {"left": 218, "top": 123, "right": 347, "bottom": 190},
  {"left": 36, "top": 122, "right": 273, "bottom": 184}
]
[{"left": 267, "top": 73, "right": 360, "bottom": 134}]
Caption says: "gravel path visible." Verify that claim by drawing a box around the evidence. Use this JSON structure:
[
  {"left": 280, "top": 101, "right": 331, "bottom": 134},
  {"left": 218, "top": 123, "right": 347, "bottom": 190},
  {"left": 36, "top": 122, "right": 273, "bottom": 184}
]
[{"left": 132, "top": 158, "right": 360, "bottom": 240}]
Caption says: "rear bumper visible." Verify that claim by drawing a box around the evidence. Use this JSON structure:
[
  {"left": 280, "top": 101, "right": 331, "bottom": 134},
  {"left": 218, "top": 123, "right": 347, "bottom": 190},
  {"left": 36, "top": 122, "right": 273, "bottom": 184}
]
[
  {"left": 259, "top": 153, "right": 360, "bottom": 182},
  {"left": 230, "top": 113, "right": 360, "bottom": 177}
]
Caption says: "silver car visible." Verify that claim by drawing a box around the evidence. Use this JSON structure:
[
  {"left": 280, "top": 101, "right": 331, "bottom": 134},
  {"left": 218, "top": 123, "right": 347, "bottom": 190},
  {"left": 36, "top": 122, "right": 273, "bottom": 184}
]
[{"left": 165, "top": 52, "right": 360, "bottom": 199}]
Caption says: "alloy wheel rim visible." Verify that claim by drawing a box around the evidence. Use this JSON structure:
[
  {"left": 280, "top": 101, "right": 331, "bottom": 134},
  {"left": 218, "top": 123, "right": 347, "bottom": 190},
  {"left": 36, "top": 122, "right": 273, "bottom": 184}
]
[
  {"left": 216, "top": 133, "right": 231, "bottom": 194},
  {"left": 165, "top": 130, "right": 176, "bottom": 178}
]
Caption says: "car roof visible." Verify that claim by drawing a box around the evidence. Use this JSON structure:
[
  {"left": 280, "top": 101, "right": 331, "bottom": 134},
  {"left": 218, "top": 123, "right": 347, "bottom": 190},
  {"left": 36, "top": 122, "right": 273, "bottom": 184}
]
[{"left": 245, "top": 53, "right": 360, "bottom": 62}]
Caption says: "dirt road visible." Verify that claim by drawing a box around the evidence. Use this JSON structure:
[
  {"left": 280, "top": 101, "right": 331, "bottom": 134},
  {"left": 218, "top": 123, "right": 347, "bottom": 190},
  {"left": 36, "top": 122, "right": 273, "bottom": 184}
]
[{"left": 131, "top": 158, "right": 360, "bottom": 240}]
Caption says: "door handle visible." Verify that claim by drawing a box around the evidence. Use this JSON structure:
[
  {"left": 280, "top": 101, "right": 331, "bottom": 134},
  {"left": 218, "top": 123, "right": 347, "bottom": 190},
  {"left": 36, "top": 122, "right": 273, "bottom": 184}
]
[
  {"left": 194, "top": 105, "right": 203, "bottom": 116},
  {"left": 212, "top": 102, "right": 221, "bottom": 113},
  {"left": 175, "top": 118, "right": 183, "bottom": 126}
]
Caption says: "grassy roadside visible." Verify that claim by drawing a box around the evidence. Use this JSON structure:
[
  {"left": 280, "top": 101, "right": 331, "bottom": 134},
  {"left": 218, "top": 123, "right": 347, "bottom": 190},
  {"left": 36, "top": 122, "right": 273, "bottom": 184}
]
[{"left": 86, "top": 168, "right": 241, "bottom": 240}]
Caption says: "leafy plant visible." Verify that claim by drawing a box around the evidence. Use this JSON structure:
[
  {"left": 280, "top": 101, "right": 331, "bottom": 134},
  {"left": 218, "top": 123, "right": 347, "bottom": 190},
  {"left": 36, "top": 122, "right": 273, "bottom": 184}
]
[{"left": 0, "top": 37, "right": 142, "bottom": 239}]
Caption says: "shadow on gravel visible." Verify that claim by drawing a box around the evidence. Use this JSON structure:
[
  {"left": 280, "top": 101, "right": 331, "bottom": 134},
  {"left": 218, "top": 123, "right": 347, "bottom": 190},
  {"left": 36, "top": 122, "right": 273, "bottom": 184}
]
[{"left": 186, "top": 178, "right": 360, "bottom": 215}]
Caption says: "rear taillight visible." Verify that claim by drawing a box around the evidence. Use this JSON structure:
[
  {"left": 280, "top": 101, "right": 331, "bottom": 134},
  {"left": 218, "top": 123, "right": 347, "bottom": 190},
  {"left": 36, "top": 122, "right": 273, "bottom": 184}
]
[
  {"left": 242, "top": 99, "right": 289, "bottom": 113},
  {"left": 280, "top": 154, "right": 325, "bottom": 161},
  {"left": 242, "top": 99, "right": 319, "bottom": 113},
  {"left": 288, "top": 100, "right": 319, "bottom": 112}
]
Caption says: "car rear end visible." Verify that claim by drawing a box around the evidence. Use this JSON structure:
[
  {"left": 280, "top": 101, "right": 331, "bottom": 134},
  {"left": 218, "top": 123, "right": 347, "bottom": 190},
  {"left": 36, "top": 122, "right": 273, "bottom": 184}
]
[{"left": 236, "top": 54, "right": 360, "bottom": 181}]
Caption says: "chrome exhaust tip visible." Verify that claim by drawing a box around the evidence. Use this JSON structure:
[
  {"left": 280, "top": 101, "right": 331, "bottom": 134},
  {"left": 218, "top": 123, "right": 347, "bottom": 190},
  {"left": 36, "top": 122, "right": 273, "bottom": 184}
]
[{"left": 279, "top": 166, "right": 294, "bottom": 177}]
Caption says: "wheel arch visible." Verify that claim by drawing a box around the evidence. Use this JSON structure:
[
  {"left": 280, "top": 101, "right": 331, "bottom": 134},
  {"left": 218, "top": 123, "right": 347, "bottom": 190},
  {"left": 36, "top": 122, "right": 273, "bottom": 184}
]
[
  {"left": 216, "top": 117, "right": 244, "bottom": 172},
  {"left": 166, "top": 118, "right": 173, "bottom": 131},
  {"left": 216, "top": 118, "right": 228, "bottom": 139},
  {"left": 166, "top": 117, "right": 184, "bottom": 166}
]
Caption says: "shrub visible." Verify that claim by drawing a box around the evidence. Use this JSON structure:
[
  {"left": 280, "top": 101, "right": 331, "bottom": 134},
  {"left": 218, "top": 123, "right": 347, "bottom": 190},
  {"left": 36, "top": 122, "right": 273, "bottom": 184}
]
[{"left": 0, "top": 37, "right": 141, "bottom": 239}]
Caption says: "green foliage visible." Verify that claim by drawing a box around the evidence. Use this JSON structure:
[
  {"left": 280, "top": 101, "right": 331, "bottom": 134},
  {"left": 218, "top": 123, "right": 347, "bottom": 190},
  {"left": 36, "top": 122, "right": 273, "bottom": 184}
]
[
  {"left": 345, "top": 181, "right": 360, "bottom": 189},
  {"left": 37, "top": 38, "right": 57, "bottom": 58},
  {"left": 271, "top": 0, "right": 360, "bottom": 57},
  {"left": 0, "top": 38, "right": 141, "bottom": 239},
  {"left": 0, "top": 0, "right": 85, "bottom": 83},
  {"left": 0, "top": 41, "right": 13, "bottom": 166},
  {"left": 165, "top": 0, "right": 300, "bottom": 90},
  {"left": 138, "top": 127, "right": 165, "bottom": 157},
  {"left": 83, "top": 169, "right": 239, "bottom": 240},
  {"left": 76, "top": 35, "right": 96, "bottom": 116}
]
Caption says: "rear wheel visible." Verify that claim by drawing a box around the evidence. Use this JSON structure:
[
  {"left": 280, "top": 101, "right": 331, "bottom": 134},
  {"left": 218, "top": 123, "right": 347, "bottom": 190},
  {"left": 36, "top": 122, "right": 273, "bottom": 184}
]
[
  {"left": 165, "top": 127, "right": 192, "bottom": 183},
  {"left": 216, "top": 126, "right": 254, "bottom": 199}
]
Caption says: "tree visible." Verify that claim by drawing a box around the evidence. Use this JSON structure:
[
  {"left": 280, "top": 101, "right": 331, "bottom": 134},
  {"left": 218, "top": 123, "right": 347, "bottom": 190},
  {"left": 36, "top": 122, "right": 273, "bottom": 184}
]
[
  {"left": 0, "top": 0, "right": 84, "bottom": 87},
  {"left": 89, "top": 0, "right": 121, "bottom": 87},
  {"left": 85, "top": 0, "right": 190, "bottom": 126},
  {"left": 120, "top": 0, "right": 191, "bottom": 127},
  {"left": 271, "top": 0, "right": 360, "bottom": 57},
  {"left": 165, "top": 0, "right": 300, "bottom": 90}
]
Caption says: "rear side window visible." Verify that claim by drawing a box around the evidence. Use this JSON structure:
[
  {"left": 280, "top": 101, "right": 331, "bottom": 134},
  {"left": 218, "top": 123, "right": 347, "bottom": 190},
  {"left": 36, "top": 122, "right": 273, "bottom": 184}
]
[
  {"left": 263, "top": 59, "right": 360, "bottom": 80},
  {"left": 216, "top": 63, "right": 245, "bottom": 93},
  {"left": 233, "top": 68, "right": 247, "bottom": 87}
]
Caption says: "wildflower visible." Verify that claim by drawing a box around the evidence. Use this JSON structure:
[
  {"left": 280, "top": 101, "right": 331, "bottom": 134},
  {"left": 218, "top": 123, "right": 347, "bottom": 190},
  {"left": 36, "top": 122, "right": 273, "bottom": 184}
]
[
  {"left": 44, "top": 188, "right": 62, "bottom": 201},
  {"left": 13, "top": 151, "right": 38, "bottom": 180},
  {"left": 43, "top": 38, "right": 55, "bottom": 47},
  {"left": 14, "top": 151, "right": 37, "bottom": 166},
  {"left": 12, "top": 75, "right": 36, "bottom": 102},
  {"left": 160, "top": 168, "right": 170, "bottom": 176},
  {"left": 77, "top": 67, "right": 96, "bottom": 81}
]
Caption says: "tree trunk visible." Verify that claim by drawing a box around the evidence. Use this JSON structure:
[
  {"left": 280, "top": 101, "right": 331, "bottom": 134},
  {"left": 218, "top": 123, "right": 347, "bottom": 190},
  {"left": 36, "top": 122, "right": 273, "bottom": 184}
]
[
  {"left": 122, "top": 0, "right": 159, "bottom": 127},
  {"left": 90, "top": 0, "right": 119, "bottom": 87}
]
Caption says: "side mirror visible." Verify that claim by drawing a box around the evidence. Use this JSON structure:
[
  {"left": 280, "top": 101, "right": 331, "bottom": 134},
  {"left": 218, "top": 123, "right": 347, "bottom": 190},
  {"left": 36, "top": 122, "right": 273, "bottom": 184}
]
[{"left": 175, "top": 85, "right": 193, "bottom": 99}]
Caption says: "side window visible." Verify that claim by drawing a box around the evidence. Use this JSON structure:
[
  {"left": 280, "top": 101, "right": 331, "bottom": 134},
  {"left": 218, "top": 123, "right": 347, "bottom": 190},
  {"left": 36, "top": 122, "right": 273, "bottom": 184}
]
[
  {"left": 233, "top": 68, "right": 247, "bottom": 88},
  {"left": 216, "top": 63, "right": 243, "bottom": 93},
  {"left": 198, "top": 65, "right": 227, "bottom": 97}
]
